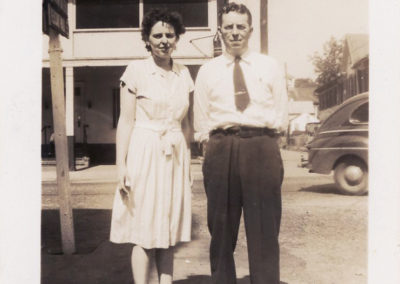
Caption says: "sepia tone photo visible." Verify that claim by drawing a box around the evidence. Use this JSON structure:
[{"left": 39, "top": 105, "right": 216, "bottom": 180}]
[
  {"left": 38, "top": 0, "right": 371, "bottom": 284},
  {"left": 0, "top": 0, "right": 382, "bottom": 284}
]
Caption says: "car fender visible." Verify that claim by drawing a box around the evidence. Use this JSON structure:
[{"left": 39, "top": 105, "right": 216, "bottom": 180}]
[{"left": 308, "top": 132, "right": 368, "bottom": 174}]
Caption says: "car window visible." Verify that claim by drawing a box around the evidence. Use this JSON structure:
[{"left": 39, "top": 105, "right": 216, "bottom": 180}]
[
  {"left": 350, "top": 102, "right": 369, "bottom": 124},
  {"left": 319, "top": 103, "right": 354, "bottom": 130}
]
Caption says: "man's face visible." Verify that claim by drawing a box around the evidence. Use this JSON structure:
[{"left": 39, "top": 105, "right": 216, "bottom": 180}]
[{"left": 219, "top": 11, "right": 253, "bottom": 57}]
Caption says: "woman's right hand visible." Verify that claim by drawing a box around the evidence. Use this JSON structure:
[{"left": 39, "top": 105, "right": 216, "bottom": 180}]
[{"left": 118, "top": 165, "right": 130, "bottom": 197}]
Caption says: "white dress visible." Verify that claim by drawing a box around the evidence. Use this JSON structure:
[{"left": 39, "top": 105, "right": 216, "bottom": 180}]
[{"left": 110, "top": 57, "right": 194, "bottom": 249}]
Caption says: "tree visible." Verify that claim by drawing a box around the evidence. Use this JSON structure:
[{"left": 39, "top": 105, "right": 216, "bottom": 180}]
[{"left": 310, "top": 37, "right": 344, "bottom": 87}]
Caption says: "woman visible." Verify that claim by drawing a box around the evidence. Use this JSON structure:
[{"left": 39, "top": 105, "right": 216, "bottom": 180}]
[{"left": 110, "top": 9, "right": 193, "bottom": 284}]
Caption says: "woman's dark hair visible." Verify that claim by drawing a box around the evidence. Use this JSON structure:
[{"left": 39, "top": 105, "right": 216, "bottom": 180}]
[
  {"left": 141, "top": 9, "right": 186, "bottom": 52},
  {"left": 218, "top": 2, "right": 252, "bottom": 26}
]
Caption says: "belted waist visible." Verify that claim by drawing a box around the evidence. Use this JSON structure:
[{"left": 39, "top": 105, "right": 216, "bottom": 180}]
[
  {"left": 210, "top": 126, "right": 277, "bottom": 138},
  {"left": 134, "top": 120, "right": 182, "bottom": 157},
  {"left": 134, "top": 120, "right": 181, "bottom": 133}
]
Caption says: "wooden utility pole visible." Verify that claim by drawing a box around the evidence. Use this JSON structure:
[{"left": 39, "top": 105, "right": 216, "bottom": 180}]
[
  {"left": 48, "top": 28, "right": 75, "bottom": 254},
  {"left": 260, "top": 0, "right": 268, "bottom": 54},
  {"left": 43, "top": 0, "right": 75, "bottom": 254}
]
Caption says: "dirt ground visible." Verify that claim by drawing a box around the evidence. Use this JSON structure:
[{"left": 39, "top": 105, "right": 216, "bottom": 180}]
[{"left": 41, "top": 151, "right": 367, "bottom": 284}]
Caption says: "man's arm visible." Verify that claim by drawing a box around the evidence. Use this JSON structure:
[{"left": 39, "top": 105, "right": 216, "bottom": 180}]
[
  {"left": 272, "top": 61, "right": 289, "bottom": 133},
  {"left": 193, "top": 66, "right": 211, "bottom": 143}
]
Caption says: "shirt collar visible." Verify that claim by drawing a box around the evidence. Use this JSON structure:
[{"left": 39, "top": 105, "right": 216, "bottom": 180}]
[
  {"left": 222, "top": 49, "right": 252, "bottom": 66},
  {"left": 146, "top": 56, "right": 181, "bottom": 76}
]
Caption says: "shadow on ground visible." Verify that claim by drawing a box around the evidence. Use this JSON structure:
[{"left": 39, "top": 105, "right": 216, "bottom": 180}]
[
  {"left": 41, "top": 209, "right": 204, "bottom": 284},
  {"left": 41, "top": 210, "right": 287, "bottom": 284},
  {"left": 299, "top": 183, "right": 342, "bottom": 195},
  {"left": 42, "top": 209, "right": 202, "bottom": 254},
  {"left": 42, "top": 209, "right": 113, "bottom": 254},
  {"left": 42, "top": 209, "right": 134, "bottom": 284}
]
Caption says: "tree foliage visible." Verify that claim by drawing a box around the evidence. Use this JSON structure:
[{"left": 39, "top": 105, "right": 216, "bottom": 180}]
[{"left": 310, "top": 37, "right": 344, "bottom": 87}]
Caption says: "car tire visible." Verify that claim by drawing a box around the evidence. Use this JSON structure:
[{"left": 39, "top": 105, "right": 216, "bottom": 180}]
[{"left": 334, "top": 158, "right": 368, "bottom": 195}]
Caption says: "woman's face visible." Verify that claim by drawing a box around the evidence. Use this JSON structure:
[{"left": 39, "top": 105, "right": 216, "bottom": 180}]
[{"left": 147, "top": 21, "right": 177, "bottom": 60}]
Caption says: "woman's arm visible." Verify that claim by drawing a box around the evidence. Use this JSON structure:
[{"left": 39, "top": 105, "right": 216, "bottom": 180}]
[
  {"left": 116, "top": 85, "right": 136, "bottom": 189},
  {"left": 181, "top": 112, "right": 192, "bottom": 150},
  {"left": 182, "top": 90, "right": 194, "bottom": 151}
]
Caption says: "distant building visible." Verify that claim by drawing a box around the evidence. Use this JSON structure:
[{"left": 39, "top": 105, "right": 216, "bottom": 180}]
[
  {"left": 288, "top": 100, "right": 319, "bottom": 134},
  {"left": 288, "top": 100, "right": 316, "bottom": 119},
  {"left": 290, "top": 113, "right": 319, "bottom": 134},
  {"left": 288, "top": 78, "right": 318, "bottom": 102},
  {"left": 286, "top": 77, "right": 319, "bottom": 134},
  {"left": 315, "top": 34, "right": 369, "bottom": 121}
]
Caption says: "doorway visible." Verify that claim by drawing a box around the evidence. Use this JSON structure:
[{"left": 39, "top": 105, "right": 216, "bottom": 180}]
[{"left": 74, "top": 82, "right": 88, "bottom": 157}]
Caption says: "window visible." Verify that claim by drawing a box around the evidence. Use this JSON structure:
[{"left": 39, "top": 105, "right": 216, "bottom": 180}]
[
  {"left": 351, "top": 75, "right": 357, "bottom": 96},
  {"left": 76, "top": 0, "right": 140, "bottom": 29},
  {"left": 112, "top": 88, "right": 120, "bottom": 128},
  {"left": 358, "top": 68, "right": 369, "bottom": 93},
  {"left": 350, "top": 102, "right": 369, "bottom": 124},
  {"left": 74, "top": 86, "right": 81, "bottom": 96},
  {"left": 337, "top": 84, "right": 343, "bottom": 104},
  {"left": 76, "top": 0, "right": 208, "bottom": 29},
  {"left": 144, "top": 0, "right": 208, "bottom": 27},
  {"left": 364, "top": 68, "right": 369, "bottom": 92},
  {"left": 320, "top": 95, "right": 326, "bottom": 110}
]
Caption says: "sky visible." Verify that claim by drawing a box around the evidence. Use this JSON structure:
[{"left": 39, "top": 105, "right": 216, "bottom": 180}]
[{"left": 268, "top": 0, "right": 369, "bottom": 79}]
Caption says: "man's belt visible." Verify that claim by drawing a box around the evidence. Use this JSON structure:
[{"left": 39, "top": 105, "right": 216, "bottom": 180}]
[{"left": 210, "top": 126, "right": 278, "bottom": 138}]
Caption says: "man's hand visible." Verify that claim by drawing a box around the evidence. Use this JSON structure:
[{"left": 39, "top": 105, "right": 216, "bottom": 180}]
[{"left": 201, "top": 140, "right": 208, "bottom": 157}]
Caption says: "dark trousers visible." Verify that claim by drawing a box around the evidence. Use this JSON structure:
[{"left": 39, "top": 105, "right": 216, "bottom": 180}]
[{"left": 202, "top": 133, "right": 284, "bottom": 284}]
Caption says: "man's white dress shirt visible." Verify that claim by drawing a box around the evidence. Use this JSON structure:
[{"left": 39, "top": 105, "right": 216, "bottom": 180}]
[{"left": 193, "top": 51, "right": 289, "bottom": 142}]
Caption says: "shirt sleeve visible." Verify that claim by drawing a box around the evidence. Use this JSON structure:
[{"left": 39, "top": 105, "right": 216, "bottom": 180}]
[
  {"left": 184, "top": 67, "right": 195, "bottom": 93},
  {"left": 193, "top": 65, "right": 211, "bottom": 142},
  {"left": 120, "top": 62, "right": 137, "bottom": 95},
  {"left": 272, "top": 61, "right": 289, "bottom": 132}
]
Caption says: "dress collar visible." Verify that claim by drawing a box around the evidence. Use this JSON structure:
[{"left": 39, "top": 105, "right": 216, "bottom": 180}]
[{"left": 147, "top": 56, "right": 181, "bottom": 76}]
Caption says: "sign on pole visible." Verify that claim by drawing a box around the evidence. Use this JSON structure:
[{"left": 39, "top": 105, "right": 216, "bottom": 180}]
[
  {"left": 43, "top": 0, "right": 75, "bottom": 254},
  {"left": 43, "top": 0, "right": 69, "bottom": 38}
]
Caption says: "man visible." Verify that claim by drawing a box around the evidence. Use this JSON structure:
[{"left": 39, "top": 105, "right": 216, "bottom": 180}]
[{"left": 193, "top": 3, "right": 288, "bottom": 284}]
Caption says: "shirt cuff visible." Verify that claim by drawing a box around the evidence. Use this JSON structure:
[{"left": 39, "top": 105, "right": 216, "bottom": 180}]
[{"left": 194, "top": 132, "right": 209, "bottom": 143}]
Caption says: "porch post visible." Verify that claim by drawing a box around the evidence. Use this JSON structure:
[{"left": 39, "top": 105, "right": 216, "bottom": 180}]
[{"left": 65, "top": 66, "right": 75, "bottom": 171}]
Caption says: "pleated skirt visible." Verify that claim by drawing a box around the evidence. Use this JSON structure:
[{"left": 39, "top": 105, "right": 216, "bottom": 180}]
[{"left": 110, "top": 127, "right": 191, "bottom": 249}]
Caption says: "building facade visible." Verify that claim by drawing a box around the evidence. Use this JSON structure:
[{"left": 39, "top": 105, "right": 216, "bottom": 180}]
[
  {"left": 42, "top": 0, "right": 269, "bottom": 166},
  {"left": 315, "top": 34, "right": 369, "bottom": 121}
]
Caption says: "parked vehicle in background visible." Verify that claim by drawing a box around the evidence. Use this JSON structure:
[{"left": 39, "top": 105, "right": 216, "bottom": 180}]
[
  {"left": 305, "top": 122, "right": 321, "bottom": 143},
  {"left": 301, "top": 93, "right": 369, "bottom": 195}
]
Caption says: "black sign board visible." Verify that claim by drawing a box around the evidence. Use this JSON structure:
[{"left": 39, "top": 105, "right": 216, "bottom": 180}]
[{"left": 43, "top": 0, "right": 69, "bottom": 38}]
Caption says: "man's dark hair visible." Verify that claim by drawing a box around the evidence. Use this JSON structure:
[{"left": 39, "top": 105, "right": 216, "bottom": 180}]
[
  {"left": 218, "top": 2, "right": 252, "bottom": 26},
  {"left": 141, "top": 8, "right": 186, "bottom": 52}
]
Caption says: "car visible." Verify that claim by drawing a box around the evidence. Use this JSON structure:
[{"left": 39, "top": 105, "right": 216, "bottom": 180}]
[{"left": 301, "top": 92, "right": 369, "bottom": 195}]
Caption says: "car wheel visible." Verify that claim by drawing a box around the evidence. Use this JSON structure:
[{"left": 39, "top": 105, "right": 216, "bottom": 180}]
[{"left": 334, "top": 158, "right": 368, "bottom": 195}]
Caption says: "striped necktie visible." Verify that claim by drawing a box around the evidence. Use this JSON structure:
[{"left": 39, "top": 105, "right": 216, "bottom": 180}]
[{"left": 233, "top": 57, "right": 250, "bottom": 112}]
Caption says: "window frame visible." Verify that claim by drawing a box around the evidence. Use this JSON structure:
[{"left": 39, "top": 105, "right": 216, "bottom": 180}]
[
  {"left": 75, "top": 0, "right": 141, "bottom": 30},
  {"left": 74, "top": 0, "right": 211, "bottom": 31}
]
